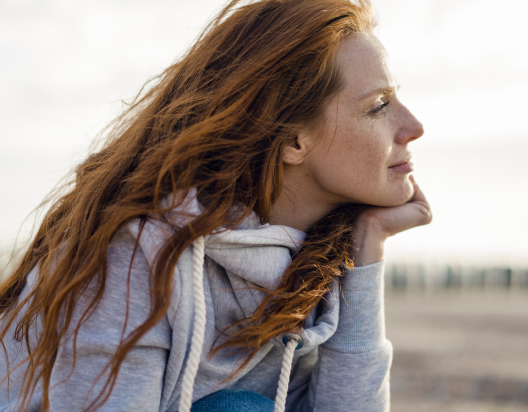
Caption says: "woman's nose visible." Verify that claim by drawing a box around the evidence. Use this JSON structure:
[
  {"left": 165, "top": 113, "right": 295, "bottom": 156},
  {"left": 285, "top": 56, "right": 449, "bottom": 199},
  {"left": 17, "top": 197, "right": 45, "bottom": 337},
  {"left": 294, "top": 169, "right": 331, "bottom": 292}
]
[{"left": 396, "top": 105, "right": 424, "bottom": 144}]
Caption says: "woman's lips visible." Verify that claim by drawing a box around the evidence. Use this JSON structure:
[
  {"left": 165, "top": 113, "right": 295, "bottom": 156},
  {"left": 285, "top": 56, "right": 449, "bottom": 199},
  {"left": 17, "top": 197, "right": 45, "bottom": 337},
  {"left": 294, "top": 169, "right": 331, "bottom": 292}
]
[{"left": 388, "top": 161, "right": 413, "bottom": 173}]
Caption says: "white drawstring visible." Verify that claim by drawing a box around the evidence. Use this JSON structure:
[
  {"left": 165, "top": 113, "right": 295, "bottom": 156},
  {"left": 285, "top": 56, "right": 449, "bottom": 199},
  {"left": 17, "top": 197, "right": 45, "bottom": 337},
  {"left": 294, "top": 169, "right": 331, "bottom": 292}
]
[
  {"left": 178, "top": 234, "right": 299, "bottom": 412},
  {"left": 178, "top": 236, "right": 206, "bottom": 412},
  {"left": 274, "top": 338, "right": 297, "bottom": 412}
]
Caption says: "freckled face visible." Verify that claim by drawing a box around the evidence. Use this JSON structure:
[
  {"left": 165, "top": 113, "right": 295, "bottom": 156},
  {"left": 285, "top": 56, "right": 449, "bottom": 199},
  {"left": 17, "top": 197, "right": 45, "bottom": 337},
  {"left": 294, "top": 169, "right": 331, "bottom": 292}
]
[{"left": 301, "top": 33, "right": 424, "bottom": 207}]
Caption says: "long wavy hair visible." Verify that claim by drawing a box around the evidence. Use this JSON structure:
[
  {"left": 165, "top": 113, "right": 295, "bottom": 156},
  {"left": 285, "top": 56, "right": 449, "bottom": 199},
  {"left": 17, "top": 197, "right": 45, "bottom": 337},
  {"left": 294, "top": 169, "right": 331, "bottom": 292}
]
[{"left": 0, "top": 0, "right": 374, "bottom": 410}]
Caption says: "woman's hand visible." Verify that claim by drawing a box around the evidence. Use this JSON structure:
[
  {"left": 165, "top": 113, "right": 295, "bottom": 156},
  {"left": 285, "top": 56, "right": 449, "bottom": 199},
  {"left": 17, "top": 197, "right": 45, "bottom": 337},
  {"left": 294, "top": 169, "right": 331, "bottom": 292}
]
[{"left": 352, "top": 176, "right": 432, "bottom": 266}]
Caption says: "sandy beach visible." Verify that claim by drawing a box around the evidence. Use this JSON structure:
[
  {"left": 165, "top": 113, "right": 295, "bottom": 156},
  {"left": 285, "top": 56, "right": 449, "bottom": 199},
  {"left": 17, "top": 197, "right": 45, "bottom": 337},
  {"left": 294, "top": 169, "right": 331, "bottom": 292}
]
[{"left": 386, "top": 290, "right": 528, "bottom": 411}]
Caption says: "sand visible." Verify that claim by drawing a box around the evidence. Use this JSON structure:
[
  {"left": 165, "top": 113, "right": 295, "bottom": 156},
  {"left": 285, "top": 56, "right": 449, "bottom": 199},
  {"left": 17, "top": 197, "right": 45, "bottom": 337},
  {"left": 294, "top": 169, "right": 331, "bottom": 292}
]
[{"left": 386, "top": 290, "right": 528, "bottom": 411}]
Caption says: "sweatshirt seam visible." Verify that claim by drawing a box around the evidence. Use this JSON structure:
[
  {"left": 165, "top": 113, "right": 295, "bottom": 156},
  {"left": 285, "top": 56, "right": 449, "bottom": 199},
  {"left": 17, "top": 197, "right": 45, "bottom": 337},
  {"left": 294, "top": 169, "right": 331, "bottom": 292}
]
[{"left": 320, "top": 339, "right": 389, "bottom": 355}]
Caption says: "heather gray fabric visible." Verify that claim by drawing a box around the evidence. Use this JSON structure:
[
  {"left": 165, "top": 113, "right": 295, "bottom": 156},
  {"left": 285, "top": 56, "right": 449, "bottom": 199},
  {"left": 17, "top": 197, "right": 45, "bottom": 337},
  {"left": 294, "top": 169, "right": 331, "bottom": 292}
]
[{"left": 0, "top": 194, "right": 392, "bottom": 412}]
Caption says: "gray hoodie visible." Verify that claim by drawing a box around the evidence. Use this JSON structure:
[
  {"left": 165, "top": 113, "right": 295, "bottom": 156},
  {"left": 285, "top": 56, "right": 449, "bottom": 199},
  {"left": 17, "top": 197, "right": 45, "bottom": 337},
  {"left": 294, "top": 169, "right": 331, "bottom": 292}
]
[{"left": 0, "top": 194, "right": 391, "bottom": 412}]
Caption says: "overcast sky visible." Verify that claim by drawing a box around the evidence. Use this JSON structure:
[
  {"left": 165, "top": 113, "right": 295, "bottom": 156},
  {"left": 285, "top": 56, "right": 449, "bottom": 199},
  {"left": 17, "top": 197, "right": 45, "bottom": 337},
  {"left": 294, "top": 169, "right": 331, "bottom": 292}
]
[{"left": 1, "top": 0, "right": 527, "bottom": 266}]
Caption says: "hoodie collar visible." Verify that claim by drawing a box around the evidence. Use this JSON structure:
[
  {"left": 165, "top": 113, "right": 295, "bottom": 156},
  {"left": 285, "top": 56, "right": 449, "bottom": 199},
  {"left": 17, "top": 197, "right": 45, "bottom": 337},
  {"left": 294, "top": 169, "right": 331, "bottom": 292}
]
[{"left": 161, "top": 189, "right": 306, "bottom": 290}]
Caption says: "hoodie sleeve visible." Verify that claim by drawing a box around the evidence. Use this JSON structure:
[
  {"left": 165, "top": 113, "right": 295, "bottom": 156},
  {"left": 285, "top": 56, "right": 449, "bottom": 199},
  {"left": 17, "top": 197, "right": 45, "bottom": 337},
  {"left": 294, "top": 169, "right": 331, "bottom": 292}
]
[
  {"left": 46, "top": 229, "right": 172, "bottom": 412},
  {"left": 293, "top": 261, "right": 392, "bottom": 412}
]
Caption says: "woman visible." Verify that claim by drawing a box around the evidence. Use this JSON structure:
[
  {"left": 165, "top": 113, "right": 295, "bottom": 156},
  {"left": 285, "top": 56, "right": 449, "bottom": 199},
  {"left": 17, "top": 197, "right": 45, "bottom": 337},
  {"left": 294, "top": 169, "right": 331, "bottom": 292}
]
[{"left": 0, "top": 0, "right": 431, "bottom": 411}]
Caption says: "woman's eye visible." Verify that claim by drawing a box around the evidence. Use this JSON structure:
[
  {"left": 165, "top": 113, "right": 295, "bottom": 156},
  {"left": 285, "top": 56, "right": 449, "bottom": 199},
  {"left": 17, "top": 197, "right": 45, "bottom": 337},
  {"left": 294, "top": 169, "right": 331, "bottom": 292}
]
[{"left": 371, "top": 100, "right": 390, "bottom": 115}]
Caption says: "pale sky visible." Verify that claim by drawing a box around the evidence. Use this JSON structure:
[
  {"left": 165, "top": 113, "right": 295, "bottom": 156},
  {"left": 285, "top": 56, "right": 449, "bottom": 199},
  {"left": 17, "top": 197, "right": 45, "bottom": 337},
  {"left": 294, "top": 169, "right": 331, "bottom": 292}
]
[{"left": 1, "top": 0, "right": 527, "bottom": 266}]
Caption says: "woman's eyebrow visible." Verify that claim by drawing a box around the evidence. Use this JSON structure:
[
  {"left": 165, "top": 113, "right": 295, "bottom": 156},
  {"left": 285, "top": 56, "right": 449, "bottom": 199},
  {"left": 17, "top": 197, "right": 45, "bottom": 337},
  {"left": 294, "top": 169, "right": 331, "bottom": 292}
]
[{"left": 357, "top": 84, "right": 399, "bottom": 101}]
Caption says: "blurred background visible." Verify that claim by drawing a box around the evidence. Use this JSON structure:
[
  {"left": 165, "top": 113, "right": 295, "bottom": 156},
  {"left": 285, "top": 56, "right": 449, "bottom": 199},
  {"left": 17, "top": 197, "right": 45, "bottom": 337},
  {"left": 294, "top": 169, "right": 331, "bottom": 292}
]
[{"left": 1, "top": 0, "right": 527, "bottom": 410}]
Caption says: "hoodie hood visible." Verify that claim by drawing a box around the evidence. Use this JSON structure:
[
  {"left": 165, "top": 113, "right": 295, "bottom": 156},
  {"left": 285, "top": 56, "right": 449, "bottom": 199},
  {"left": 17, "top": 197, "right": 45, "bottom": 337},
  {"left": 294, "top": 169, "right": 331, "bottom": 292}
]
[
  {"left": 130, "top": 190, "right": 341, "bottom": 358},
  {"left": 205, "top": 210, "right": 340, "bottom": 356}
]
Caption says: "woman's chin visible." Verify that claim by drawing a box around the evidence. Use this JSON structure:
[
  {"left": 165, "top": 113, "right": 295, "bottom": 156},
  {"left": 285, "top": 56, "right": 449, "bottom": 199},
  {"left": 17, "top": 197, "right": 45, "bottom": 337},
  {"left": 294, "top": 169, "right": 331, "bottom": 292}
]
[
  {"left": 375, "top": 181, "right": 414, "bottom": 207},
  {"left": 394, "top": 183, "right": 415, "bottom": 205},
  {"left": 338, "top": 179, "right": 414, "bottom": 207}
]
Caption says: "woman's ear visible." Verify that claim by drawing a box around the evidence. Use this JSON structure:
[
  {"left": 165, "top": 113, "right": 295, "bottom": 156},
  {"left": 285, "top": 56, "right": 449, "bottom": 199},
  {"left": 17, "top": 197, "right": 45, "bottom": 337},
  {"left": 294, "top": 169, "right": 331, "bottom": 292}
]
[{"left": 282, "top": 134, "right": 311, "bottom": 165}]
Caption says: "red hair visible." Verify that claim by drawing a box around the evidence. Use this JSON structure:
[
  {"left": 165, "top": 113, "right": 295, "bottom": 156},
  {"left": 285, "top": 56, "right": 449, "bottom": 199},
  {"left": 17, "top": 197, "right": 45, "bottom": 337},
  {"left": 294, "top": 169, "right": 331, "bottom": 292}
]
[{"left": 0, "top": 1, "right": 375, "bottom": 410}]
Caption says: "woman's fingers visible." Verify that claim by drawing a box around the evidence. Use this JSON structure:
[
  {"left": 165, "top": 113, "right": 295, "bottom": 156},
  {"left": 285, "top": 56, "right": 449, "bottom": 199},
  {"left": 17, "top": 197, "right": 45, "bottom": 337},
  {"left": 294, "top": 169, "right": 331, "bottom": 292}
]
[
  {"left": 408, "top": 176, "right": 433, "bottom": 226},
  {"left": 359, "top": 176, "right": 432, "bottom": 237},
  {"left": 409, "top": 175, "right": 427, "bottom": 203}
]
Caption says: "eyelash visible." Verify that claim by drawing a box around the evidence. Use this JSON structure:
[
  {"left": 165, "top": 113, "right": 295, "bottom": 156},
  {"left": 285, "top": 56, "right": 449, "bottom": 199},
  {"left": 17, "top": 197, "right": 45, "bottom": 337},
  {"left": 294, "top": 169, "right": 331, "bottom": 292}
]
[{"left": 371, "top": 100, "right": 390, "bottom": 115}]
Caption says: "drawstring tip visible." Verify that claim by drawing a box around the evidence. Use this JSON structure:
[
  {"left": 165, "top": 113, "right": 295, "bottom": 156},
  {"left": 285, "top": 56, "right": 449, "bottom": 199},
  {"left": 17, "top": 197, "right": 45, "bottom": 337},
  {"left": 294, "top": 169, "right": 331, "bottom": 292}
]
[{"left": 282, "top": 335, "right": 303, "bottom": 350}]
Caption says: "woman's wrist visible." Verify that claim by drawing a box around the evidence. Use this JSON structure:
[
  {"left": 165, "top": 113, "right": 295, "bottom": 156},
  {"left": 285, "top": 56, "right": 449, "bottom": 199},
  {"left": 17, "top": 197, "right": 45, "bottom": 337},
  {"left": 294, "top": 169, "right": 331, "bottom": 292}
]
[{"left": 352, "top": 216, "right": 387, "bottom": 267}]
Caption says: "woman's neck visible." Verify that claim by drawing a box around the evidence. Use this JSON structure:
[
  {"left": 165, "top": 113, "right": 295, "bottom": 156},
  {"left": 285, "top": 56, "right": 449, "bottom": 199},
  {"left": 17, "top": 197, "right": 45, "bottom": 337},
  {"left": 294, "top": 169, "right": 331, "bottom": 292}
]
[{"left": 269, "top": 170, "right": 338, "bottom": 233}]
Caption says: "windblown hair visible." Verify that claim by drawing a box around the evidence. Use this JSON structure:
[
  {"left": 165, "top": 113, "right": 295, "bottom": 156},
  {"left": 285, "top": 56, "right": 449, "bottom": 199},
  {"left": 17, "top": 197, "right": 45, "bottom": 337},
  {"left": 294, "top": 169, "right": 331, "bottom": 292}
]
[{"left": 0, "top": 0, "right": 374, "bottom": 410}]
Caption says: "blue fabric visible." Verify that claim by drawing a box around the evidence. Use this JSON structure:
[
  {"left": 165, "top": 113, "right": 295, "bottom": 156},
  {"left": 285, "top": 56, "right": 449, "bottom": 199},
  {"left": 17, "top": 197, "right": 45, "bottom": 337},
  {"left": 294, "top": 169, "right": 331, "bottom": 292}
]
[{"left": 191, "top": 389, "right": 274, "bottom": 412}]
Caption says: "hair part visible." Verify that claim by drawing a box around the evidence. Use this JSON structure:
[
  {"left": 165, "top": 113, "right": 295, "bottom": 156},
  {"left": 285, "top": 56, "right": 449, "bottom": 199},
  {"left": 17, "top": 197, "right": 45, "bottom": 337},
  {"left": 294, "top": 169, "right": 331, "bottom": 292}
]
[{"left": 0, "top": 1, "right": 375, "bottom": 410}]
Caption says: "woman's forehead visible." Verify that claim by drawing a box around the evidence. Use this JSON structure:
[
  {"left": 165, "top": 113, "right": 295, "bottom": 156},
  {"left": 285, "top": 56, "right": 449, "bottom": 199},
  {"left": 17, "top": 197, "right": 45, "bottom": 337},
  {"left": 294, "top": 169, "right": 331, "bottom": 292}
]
[{"left": 337, "top": 33, "right": 396, "bottom": 103}]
